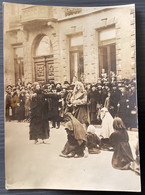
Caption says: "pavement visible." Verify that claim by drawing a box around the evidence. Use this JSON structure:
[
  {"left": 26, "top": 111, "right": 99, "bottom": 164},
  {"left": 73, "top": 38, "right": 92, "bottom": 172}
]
[{"left": 5, "top": 121, "right": 141, "bottom": 192}]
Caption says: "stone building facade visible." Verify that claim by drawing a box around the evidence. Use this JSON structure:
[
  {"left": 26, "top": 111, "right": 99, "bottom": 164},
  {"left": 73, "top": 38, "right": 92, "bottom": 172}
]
[{"left": 4, "top": 3, "right": 136, "bottom": 86}]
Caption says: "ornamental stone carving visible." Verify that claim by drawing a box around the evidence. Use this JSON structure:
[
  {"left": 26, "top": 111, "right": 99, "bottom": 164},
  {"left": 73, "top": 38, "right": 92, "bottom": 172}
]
[
  {"left": 65, "top": 8, "right": 82, "bottom": 17},
  {"left": 48, "top": 63, "right": 54, "bottom": 76},
  {"left": 36, "top": 64, "right": 44, "bottom": 77}
]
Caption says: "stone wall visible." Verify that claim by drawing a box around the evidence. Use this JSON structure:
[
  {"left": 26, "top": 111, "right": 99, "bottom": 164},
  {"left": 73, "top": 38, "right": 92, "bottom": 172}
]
[
  {"left": 58, "top": 6, "right": 136, "bottom": 83},
  {"left": 4, "top": 4, "right": 136, "bottom": 86}
]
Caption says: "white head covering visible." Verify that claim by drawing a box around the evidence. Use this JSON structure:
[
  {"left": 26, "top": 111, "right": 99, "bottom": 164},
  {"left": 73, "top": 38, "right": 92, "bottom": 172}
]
[{"left": 87, "top": 125, "right": 96, "bottom": 134}]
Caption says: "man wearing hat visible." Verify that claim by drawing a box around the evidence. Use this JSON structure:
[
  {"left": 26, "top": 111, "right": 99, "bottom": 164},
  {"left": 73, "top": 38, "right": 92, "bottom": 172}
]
[
  {"left": 87, "top": 84, "right": 98, "bottom": 124},
  {"left": 64, "top": 81, "right": 70, "bottom": 90},
  {"left": 109, "top": 83, "right": 121, "bottom": 118},
  {"left": 117, "top": 83, "right": 130, "bottom": 128}
]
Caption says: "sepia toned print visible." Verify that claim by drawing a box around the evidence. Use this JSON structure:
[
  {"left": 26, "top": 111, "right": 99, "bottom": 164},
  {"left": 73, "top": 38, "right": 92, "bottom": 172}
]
[{"left": 4, "top": 3, "right": 141, "bottom": 191}]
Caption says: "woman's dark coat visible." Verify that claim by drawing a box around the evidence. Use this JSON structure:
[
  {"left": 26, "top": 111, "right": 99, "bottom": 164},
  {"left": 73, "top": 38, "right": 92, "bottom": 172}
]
[
  {"left": 110, "top": 130, "right": 134, "bottom": 170},
  {"left": 61, "top": 113, "right": 87, "bottom": 156}
]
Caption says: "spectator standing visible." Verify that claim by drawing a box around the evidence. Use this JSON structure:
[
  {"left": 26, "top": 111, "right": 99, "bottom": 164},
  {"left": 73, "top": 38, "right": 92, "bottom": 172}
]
[
  {"left": 87, "top": 84, "right": 98, "bottom": 125},
  {"left": 128, "top": 83, "right": 137, "bottom": 129},
  {"left": 109, "top": 84, "right": 121, "bottom": 118},
  {"left": 50, "top": 86, "right": 61, "bottom": 129},
  {"left": 5, "top": 85, "right": 12, "bottom": 121},
  {"left": 10, "top": 88, "right": 18, "bottom": 120},
  {"left": 117, "top": 84, "right": 130, "bottom": 128},
  {"left": 96, "top": 84, "right": 103, "bottom": 124},
  {"left": 25, "top": 91, "right": 31, "bottom": 121},
  {"left": 16, "top": 89, "right": 25, "bottom": 122}
]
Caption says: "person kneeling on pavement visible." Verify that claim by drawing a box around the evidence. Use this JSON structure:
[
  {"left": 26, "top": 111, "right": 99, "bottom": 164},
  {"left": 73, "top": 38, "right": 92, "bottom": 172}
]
[
  {"left": 60, "top": 112, "right": 87, "bottom": 158},
  {"left": 109, "top": 117, "right": 134, "bottom": 170},
  {"left": 87, "top": 125, "right": 101, "bottom": 154}
]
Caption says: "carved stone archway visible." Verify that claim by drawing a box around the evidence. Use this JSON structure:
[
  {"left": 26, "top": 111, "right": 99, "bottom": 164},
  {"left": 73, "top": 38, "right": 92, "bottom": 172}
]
[{"left": 32, "top": 34, "right": 55, "bottom": 83}]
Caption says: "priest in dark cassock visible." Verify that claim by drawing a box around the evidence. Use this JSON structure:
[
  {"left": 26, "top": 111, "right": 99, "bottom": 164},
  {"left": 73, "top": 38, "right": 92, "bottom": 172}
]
[{"left": 29, "top": 83, "right": 57, "bottom": 144}]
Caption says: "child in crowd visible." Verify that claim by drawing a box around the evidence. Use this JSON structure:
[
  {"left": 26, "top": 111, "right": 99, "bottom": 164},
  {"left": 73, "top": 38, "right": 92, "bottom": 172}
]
[{"left": 86, "top": 125, "right": 101, "bottom": 154}]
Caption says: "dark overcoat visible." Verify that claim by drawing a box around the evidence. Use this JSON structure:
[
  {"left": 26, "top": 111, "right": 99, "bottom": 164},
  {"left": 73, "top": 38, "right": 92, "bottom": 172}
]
[
  {"left": 110, "top": 130, "right": 134, "bottom": 170},
  {"left": 29, "top": 90, "right": 50, "bottom": 140},
  {"left": 87, "top": 90, "right": 98, "bottom": 124}
]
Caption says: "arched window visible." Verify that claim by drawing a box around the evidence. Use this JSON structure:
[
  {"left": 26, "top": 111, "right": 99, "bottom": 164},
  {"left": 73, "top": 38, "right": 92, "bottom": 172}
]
[{"left": 35, "top": 36, "right": 53, "bottom": 56}]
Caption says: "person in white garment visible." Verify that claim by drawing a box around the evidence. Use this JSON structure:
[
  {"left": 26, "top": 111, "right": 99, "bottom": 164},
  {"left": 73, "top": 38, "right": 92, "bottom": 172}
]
[{"left": 100, "top": 107, "right": 114, "bottom": 138}]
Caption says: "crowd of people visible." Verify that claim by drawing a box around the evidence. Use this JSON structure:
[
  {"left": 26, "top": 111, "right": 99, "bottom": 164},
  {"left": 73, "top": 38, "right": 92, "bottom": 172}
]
[
  {"left": 5, "top": 74, "right": 139, "bottom": 174},
  {"left": 5, "top": 75, "right": 137, "bottom": 128}
]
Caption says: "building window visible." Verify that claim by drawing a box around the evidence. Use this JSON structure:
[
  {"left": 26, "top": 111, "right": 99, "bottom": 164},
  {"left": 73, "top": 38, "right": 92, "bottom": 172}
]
[
  {"left": 98, "top": 27, "right": 116, "bottom": 78},
  {"left": 14, "top": 47, "right": 24, "bottom": 85},
  {"left": 69, "top": 34, "right": 84, "bottom": 82}
]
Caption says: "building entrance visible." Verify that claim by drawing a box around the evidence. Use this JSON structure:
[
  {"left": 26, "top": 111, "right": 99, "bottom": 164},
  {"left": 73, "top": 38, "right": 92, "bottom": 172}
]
[
  {"left": 33, "top": 35, "right": 54, "bottom": 83},
  {"left": 34, "top": 55, "right": 54, "bottom": 83}
]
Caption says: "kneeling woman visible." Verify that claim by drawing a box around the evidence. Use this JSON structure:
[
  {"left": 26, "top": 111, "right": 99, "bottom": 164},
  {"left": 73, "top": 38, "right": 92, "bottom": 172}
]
[
  {"left": 110, "top": 117, "right": 134, "bottom": 170},
  {"left": 60, "top": 112, "right": 87, "bottom": 158}
]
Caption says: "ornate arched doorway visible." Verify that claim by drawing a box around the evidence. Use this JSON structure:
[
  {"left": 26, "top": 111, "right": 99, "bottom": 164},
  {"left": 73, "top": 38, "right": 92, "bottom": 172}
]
[{"left": 33, "top": 35, "right": 54, "bottom": 83}]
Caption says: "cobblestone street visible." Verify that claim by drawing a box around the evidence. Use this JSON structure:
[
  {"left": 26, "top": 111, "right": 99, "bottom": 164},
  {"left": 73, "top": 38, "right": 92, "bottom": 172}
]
[{"left": 5, "top": 122, "right": 141, "bottom": 192}]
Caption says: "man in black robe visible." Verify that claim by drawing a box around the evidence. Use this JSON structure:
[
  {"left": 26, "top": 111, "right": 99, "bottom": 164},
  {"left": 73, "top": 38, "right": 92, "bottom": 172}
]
[{"left": 29, "top": 84, "right": 50, "bottom": 144}]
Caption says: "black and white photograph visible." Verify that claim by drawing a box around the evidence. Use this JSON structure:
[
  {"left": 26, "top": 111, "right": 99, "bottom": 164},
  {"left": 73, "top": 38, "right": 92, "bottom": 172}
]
[{"left": 3, "top": 2, "right": 141, "bottom": 192}]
